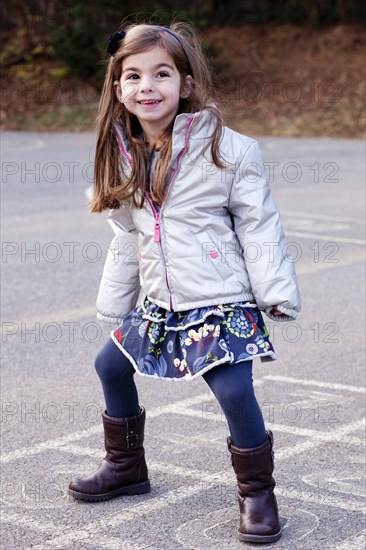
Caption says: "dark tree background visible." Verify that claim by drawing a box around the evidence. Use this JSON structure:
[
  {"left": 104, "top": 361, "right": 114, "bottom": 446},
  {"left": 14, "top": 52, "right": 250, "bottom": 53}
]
[
  {"left": 1, "top": 0, "right": 364, "bottom": 80},
  {"left": 1, "top": 1, "right": 364, "bottom": 136}
]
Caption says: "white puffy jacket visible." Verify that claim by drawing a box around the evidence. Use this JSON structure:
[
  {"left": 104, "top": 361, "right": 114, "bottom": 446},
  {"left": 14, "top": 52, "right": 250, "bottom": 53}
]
[{"left": 96, "top": 109, "right": 301, "bottom": 324}]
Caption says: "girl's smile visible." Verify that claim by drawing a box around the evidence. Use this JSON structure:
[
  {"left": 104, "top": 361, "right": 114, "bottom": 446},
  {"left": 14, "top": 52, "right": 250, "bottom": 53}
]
[
  {"left": 138, "top": 100, "right": 162, "bottom": 105},
  {"left": 114, "top": 46, "right": 191, "bottom": 143},
  {"left": 136, "top": 99, "right": 162, "bottom": 108}
]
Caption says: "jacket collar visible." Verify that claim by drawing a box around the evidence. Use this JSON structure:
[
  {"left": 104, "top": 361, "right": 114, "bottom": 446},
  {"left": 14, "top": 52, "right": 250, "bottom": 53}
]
[{"left": 114, "top": 108, "right": 217, "bottom": 168}]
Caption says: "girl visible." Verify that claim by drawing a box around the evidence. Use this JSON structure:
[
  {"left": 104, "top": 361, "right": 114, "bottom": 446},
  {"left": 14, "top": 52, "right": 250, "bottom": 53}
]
[{"left": 69, "top": 22, "right": 301, "bottom": 544}]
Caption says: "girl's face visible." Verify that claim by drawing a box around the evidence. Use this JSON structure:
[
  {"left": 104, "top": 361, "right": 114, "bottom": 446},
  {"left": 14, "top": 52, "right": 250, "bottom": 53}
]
[{"left": 114, "top": 46, "right": 192, "bottom": 136}]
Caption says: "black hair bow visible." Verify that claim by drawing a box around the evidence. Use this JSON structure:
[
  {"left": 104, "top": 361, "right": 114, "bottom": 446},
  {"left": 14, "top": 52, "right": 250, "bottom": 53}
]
[{"left": 106, "top": 31, "right": 126, "bottom": 55}]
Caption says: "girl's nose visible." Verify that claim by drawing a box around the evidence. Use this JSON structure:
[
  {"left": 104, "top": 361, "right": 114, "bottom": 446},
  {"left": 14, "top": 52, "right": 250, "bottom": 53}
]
[{"left": 139, "top": 76, "right": 155, "bottom": 93}]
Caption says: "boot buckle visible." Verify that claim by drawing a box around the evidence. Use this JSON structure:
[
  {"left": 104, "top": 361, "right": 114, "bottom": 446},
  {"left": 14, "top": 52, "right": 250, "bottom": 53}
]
[{"left": 126, "top": 428, "right": 138, "bottom": 448}]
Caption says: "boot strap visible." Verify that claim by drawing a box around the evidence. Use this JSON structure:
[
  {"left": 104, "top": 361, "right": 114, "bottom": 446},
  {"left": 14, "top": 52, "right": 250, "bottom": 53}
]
[{"left": 126, "top": 427, "right": 138, "bottom": 448}]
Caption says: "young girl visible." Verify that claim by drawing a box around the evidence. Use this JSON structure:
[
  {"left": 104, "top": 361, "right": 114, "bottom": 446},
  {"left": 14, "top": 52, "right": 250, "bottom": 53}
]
[{"left": 69, "top": 22, "right": 301, "bottom": 544}]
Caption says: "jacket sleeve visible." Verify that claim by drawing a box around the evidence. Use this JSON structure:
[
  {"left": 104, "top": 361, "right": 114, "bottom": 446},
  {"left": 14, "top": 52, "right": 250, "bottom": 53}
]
[
  {"left": 228, "top": 139, "right": 302, "bottom": 321},
  {"left": 96, "top": 205, "right": 143, "bottom": 324}
]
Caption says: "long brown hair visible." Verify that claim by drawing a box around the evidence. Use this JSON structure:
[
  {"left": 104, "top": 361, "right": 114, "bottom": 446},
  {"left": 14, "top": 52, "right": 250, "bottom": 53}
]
[{"left": 90, "top": 22, "right": 225, "bottom": 213}]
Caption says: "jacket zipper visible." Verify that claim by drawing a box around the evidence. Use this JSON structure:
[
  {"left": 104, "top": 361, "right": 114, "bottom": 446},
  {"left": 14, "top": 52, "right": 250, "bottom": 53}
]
[
  {"left": 114, "top": 115, "right": 195, "bottom": 311},
  {"left": 144, "top": 195, "right": 172, "bottom": 308}
]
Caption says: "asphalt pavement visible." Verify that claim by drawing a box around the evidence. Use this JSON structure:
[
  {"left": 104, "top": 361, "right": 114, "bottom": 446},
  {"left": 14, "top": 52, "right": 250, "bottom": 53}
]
[{"left": 1, "top": 131, "right": 365, "bottom": 549}]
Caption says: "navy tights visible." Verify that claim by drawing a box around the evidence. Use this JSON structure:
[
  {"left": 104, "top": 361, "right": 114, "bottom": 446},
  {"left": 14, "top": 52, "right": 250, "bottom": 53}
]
[{"left": 95, "top": 338, "right": 266, "bottom": 448}]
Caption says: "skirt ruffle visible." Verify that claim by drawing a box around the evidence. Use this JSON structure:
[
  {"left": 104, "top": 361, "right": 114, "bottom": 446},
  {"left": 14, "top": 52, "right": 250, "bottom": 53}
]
[{"left": 111, "top": 297, "right": 276, "bottom": 381}]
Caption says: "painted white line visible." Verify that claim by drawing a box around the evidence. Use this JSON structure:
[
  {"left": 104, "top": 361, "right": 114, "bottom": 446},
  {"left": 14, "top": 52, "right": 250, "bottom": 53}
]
[
  {"left": 0, "top": 511, "right": 159, "bottom": 550},
  {"left": 280, "top": 486, "right": 365, "bottom": 513},
  {"left": 146, "top": 392, "right": 213, "bottom": 418},
  {"left": 0, "top": 511, "right": 61, "bottom": 533},
  {"left": 302, "top": 472, "right": 365, "bottom": 499},
  {"left": 152, "top": 461, "right": 365, "bottom": 513},
  {"left": 0, "top": 392, "right": 213, "bottom": 464},
  {"left": 285, "top": 230, "right": 365, "bottom": 245},
  {"left": 143, "top": 406, "right": 366, "bottom": 453},
  {"left": 150, "top": 431, "right": 225, "bottom": 447},
  {"left": 276, "top": 418, "right": 365, "bottom": 460},
  {"left": 282, "top": 210, "right": 366, "bottom": 225},
  {"left": 175, "top": 505, "right": 319, "bottom": 549},
  {"left": 0, "top": 425, "right": 102, "bottom": 464},
  {"left": 57, "top": 433, "right": 227, "bottom": 460},
  {"left": 295, "top": 254, "right": 365, "bottom": 276},
  {"left": 1, "top": 210, "right": 93, "bottom": 231},
  {"left": 57, "top": 443, "right": 112, "bottom": 458},
  {"left": 1, "top": 384, "right": 364, "bottom": 546},
  {"left": 1, "top": 137, "right": 46, "bottom": 153},
  {"left": 262, "top": 375, "right": 365, "bottom": 394},
  {"left": 329, "top": 531, "right": 366, "bottom": 550},
  {"left": 2, "top": 459, "right": 364, "bottom": 550},
  {"left": 60, "top": 444, "right": 366, "bottom": 505},
  {"left": 0, "top": 306, "right": 97, "bottom": 331},
  {"left": 2, "top": 454, "right": 364, "bottom": 550},
  {"left": 83, "top": 538, "right": 160, "bottom": 550},
  {"left": 55, "top": 415, "right": 364, "bottom": 465},
  {"left": 29, "top": 484, "right": 205, "bottom": 549},
  {"left": 263, "top": 425, "right": 362, "bottom": 446}
]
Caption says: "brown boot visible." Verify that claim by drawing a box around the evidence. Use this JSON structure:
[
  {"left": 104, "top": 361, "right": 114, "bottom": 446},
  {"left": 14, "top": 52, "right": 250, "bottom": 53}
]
[
  {"left": 227, "top": 430, "right": 282, "bottom": 543},
  {"left": 68, "top": 406, "right": 150, "bottom": 502}
]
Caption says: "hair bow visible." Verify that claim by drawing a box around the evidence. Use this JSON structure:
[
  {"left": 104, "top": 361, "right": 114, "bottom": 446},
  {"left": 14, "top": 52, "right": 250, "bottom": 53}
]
[{"left": 106, "top": 31, "right": 126, "bottom": 55}]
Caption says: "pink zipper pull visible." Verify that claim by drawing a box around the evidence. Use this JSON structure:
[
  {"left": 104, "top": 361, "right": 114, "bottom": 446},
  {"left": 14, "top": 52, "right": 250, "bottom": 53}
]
[{"left": 154, "top": 213, "right": 161, "bottom": 242}]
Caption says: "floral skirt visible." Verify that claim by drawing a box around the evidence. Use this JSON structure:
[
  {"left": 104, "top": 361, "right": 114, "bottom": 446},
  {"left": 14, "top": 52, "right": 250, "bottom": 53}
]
[{"left": 111, "top": 297, "right": 276, "bottom": 381}]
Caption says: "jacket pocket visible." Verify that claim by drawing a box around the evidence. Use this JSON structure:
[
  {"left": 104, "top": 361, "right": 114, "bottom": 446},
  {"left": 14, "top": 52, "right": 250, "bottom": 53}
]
[{"left": 195, "top": 229, "right": 234, "bottom": 280}]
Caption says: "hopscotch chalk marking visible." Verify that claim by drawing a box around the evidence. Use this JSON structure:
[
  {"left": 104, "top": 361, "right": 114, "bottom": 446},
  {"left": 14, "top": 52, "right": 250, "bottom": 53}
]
[{"left": 262, "top": 375, "right": 364, "bottom": 393}]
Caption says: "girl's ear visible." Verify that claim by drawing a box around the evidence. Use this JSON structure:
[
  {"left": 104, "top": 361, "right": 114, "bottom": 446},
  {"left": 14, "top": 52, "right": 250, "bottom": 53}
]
[
  {"left": 180, "top": 75, "right": 193, "bottom": 99},
  {"left": 114, "top": 80, "right": 123, "bottom": 103}
]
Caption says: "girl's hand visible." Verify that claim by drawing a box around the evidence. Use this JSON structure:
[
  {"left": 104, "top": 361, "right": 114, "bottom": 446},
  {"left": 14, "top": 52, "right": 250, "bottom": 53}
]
[{"left": 270, "top": 308, "right": 283, "bottom": 317}]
